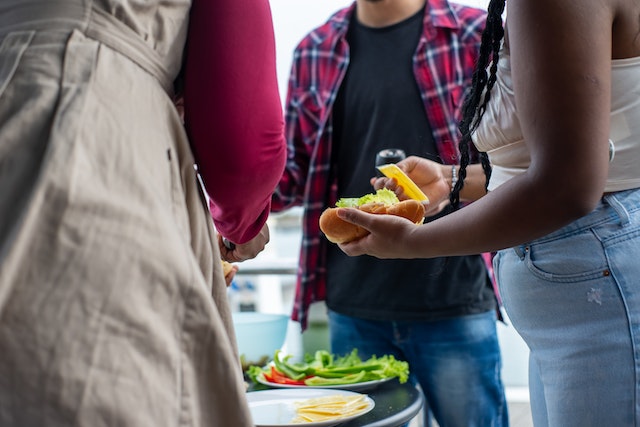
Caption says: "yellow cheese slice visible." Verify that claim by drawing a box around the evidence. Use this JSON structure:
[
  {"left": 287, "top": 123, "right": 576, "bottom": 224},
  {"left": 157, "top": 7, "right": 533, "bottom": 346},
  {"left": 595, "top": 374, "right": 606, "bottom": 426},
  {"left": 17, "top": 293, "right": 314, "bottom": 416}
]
[
  {"left": 376, "top": 164, "right": 429, "bottom": 202},
  {"left": 291, "top": 394, "right": 369, "bottom": 423}
]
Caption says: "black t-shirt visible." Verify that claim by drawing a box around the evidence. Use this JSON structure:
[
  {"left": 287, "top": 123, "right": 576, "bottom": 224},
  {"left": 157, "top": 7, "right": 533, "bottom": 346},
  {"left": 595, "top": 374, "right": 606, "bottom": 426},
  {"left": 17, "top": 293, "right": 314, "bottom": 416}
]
[{"left": 327, "top": 8, "right": 495, "bottom": 321}]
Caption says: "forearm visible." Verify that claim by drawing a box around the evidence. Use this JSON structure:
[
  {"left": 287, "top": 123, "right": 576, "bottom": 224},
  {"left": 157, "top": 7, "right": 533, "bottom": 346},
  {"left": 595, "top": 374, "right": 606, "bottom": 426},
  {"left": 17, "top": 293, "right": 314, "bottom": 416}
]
[
  {"left": 184, "top": 0, "right": 286, "bottom": 243},
  {"left": 338, "top": 166, "right": 604, "bottom": 261},
  {"left": 412, "top": 171, "right": 600, "bottom": 258}
]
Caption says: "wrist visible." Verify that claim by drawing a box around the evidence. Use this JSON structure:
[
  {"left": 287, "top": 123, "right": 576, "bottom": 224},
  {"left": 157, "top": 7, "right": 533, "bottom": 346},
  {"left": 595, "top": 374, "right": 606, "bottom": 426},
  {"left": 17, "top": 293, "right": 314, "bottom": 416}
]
[
  {"left": 222, "top": 237, "right": 236, "bottom": 250},
  {"left": 450, "top": 165, "right": 458, "bottom": 192}
]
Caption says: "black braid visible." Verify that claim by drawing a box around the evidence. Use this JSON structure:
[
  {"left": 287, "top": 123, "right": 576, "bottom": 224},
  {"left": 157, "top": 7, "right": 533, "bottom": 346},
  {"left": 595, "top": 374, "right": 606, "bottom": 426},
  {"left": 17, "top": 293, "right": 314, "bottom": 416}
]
[{"left": 450, "top": 0, "right": 506, "bottom": 209}]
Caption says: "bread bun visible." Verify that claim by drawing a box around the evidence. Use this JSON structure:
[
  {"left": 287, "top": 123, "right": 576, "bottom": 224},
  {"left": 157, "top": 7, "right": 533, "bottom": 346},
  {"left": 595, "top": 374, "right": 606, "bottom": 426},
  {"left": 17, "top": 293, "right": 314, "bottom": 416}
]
[{"left": 319, "top": 199, "right": 425, "bottom": 244}]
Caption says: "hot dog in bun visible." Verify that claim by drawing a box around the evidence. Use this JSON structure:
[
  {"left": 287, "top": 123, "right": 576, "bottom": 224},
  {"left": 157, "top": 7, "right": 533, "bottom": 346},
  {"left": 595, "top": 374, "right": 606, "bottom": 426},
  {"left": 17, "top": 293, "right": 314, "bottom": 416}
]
[{"left": 319, "top": 189, "right": 425, "bottom": 244}]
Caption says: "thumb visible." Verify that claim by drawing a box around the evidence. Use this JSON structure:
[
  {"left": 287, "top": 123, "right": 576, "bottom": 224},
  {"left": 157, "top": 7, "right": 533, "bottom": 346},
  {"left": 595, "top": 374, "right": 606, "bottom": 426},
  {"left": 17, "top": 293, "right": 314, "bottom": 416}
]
[{"left": 336, "top": 207, "right": 373, "bottom": 230}]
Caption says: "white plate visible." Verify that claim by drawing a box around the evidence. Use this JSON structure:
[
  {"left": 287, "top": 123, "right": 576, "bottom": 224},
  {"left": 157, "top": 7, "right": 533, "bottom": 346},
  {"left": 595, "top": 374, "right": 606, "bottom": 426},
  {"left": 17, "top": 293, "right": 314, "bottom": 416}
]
[
  {"left": 257, "top": 373, "right": 393, "bottom": 392},
  {"left": 247, "top": 388, "right": 375, "bottom": 427}
]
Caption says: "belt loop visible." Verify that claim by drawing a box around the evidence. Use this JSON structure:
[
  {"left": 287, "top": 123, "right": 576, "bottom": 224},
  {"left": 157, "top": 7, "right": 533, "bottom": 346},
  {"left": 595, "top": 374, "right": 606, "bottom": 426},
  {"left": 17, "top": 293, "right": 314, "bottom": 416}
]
[
  {"left": 513, "top": 245, "right": 526, "bottom": 261},
  {"left": 603, "top": 193, "right": 630, "bottom": 226}
]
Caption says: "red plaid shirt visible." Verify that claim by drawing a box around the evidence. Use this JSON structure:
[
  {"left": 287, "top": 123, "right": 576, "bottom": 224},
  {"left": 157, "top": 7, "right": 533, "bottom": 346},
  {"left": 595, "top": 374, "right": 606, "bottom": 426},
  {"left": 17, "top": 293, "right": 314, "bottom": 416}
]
[{"left": 271, "top": 0, "right": 487, "bottom": 329}]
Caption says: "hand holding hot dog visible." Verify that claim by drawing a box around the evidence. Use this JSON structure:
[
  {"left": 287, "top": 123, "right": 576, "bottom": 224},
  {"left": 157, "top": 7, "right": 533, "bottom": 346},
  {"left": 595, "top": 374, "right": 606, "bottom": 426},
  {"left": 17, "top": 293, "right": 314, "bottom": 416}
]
[{"left": 319, "top": 189, "right": 425, "bottom": 244}]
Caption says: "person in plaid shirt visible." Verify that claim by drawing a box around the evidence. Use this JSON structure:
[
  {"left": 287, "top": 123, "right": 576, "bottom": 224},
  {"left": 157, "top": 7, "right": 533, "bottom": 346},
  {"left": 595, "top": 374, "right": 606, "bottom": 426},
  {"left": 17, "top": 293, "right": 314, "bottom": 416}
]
[{"left": 271, "top": 0, "right": 508, "bottom": 425}]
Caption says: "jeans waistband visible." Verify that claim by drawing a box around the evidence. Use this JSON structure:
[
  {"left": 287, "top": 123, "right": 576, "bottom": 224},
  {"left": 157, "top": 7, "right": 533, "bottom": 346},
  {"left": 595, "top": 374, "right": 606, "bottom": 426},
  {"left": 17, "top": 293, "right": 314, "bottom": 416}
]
[
  {"left": 0, "top": 2, "right": 174, "bottom": 96},
  {"left": 603, "top": 192, "right": 631, "bottom": 226},
  {"left": 513, "top": 188, "right": 640, "bottom": 257}
]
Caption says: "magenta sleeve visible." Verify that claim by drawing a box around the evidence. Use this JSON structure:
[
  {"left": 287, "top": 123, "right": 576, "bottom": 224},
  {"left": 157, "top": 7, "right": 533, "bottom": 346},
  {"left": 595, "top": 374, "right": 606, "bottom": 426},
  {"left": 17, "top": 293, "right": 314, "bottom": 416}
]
[{"left": 183, "top": 0, "right": 286, "bottom": 244}]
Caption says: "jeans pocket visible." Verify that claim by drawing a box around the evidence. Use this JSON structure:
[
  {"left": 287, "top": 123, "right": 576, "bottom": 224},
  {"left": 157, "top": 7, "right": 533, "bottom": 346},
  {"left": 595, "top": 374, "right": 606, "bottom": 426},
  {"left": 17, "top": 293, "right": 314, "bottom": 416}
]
[
  {"left": 523, "top": 230, "right": 608, "bottom": 283},
  {"left": 0, "top": 31, "right": 35, "bottom": 99}
]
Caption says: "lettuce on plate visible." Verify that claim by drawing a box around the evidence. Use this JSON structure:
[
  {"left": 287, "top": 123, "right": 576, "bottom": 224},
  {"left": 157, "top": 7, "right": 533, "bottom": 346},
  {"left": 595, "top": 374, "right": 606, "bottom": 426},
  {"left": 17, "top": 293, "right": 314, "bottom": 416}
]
[{"left": 248, "top": 349, "right": 409, "bottom": 387}]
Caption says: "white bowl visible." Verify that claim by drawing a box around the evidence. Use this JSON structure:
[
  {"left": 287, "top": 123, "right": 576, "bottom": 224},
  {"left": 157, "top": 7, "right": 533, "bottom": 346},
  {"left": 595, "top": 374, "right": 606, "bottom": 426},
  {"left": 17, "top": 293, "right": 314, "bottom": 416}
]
[{"left": 232, "top": 312, "right": 289, "bottom": 363}]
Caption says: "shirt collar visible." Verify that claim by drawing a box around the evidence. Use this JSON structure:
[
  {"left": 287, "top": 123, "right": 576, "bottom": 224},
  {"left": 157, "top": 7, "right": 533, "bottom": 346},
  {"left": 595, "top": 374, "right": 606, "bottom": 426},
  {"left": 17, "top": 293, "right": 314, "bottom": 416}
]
[
  {"left": 324, "top": 0, "right": 461, "bottom": 41},
  {"left": 426, "top": 0, "right": 461, "bottom": 30},
  {"left": 325, "top": 3, "right": 355, "bottom": 38}
]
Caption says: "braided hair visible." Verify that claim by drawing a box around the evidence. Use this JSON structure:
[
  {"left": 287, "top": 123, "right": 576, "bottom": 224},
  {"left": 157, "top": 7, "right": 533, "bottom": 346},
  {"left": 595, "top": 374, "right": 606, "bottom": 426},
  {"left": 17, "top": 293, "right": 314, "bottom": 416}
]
[{"left": 450, "top": 0, "right": 506, "bottom": 209}]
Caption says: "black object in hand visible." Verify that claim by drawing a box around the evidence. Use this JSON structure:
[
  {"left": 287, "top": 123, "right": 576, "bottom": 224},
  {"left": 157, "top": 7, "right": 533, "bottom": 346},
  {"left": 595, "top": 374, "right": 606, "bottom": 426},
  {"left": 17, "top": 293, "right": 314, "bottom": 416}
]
[{"left": 375, "top": 149, "right": 406, "bottom": 177}]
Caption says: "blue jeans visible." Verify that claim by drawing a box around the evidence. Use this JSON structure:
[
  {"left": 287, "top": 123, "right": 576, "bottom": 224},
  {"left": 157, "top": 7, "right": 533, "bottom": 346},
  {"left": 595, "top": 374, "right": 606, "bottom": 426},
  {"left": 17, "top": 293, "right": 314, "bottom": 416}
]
[
  {"left": 494, "top": 188, "right": 640, "bottom": 427},
  {"left": 328, "top": 310, "right": 509, "bottom": 427}
]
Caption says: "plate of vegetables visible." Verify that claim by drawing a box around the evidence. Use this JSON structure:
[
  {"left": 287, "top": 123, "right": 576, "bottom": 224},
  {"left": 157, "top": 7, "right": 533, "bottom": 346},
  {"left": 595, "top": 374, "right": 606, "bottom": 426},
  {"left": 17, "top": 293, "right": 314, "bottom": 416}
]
[{"left": 248, "top": 349, "right": 409, "bottom": 392}]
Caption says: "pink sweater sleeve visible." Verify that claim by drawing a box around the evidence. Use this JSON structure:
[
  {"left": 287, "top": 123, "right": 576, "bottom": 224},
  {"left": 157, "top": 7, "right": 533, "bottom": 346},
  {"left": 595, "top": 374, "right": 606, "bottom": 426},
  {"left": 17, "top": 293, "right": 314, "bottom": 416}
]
[{"left": 183, "top": 0, "right": 286, "bottom": 244}]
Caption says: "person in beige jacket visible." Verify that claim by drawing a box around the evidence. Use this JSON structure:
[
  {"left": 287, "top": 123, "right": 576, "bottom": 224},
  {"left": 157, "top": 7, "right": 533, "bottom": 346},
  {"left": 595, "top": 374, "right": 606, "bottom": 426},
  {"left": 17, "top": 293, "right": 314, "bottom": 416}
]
[{"left": 0, "top": 0, "right": 286, "bottom": 426}]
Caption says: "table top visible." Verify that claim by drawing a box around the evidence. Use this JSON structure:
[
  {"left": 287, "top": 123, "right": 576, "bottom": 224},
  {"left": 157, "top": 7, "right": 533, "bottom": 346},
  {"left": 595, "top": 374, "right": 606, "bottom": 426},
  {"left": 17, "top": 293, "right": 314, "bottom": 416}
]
[{"left": 340, "top": 380, "right": 423, "bottom": 427}]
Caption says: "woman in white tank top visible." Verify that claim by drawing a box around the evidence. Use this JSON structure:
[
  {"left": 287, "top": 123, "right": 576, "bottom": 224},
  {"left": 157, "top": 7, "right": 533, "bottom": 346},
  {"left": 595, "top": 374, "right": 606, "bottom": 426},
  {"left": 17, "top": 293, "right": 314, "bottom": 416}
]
[{"left": 334, "top": 0, "right": 640, "bottom": 425}]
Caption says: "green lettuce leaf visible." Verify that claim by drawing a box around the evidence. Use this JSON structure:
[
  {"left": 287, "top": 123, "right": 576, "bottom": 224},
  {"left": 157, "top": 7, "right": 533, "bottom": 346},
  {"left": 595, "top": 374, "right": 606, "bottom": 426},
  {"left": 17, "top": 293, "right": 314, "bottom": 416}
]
[{"left": 335, "top": 188, "right": 399, "bottom": 208}]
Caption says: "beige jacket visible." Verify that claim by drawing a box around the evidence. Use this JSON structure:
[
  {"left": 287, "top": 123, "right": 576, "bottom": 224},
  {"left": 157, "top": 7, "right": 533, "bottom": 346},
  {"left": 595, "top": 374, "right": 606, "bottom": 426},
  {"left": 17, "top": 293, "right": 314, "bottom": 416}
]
[{"left": 0, "top": 1, "right": 251, "bottom": 425}]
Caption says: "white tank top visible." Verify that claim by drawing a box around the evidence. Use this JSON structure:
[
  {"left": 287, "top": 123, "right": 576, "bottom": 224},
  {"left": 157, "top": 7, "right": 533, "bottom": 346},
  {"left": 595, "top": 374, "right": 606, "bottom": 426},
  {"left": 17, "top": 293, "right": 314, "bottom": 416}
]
[{"left": 472, "top": 47, "right": 640, "bottom": 192}]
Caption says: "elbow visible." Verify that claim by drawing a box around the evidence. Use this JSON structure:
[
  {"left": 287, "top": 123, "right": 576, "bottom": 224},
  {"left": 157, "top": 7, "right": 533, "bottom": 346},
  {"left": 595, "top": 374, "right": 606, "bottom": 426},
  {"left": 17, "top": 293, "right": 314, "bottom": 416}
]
[
  {"left": 565, "top": 195, "right": 601, "bottom": 219},
  {"left": 249, "top": 131, "right": 286, "bottom": 187},
  {"left": 234, "top": 132, "right": 286, "bottom": 205},
  {"left": 529, "top": 157, "right": 607, "bottom": 223},
  {"left": 554, "top": 182, "right": 604, "bottom": 222}
]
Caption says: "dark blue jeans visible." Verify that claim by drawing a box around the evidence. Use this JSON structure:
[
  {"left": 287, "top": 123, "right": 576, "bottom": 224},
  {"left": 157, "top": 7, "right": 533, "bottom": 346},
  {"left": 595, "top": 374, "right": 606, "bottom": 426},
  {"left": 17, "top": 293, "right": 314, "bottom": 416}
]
[{"left": 328, "top": 310, "right": 509, "bottom": 427}]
